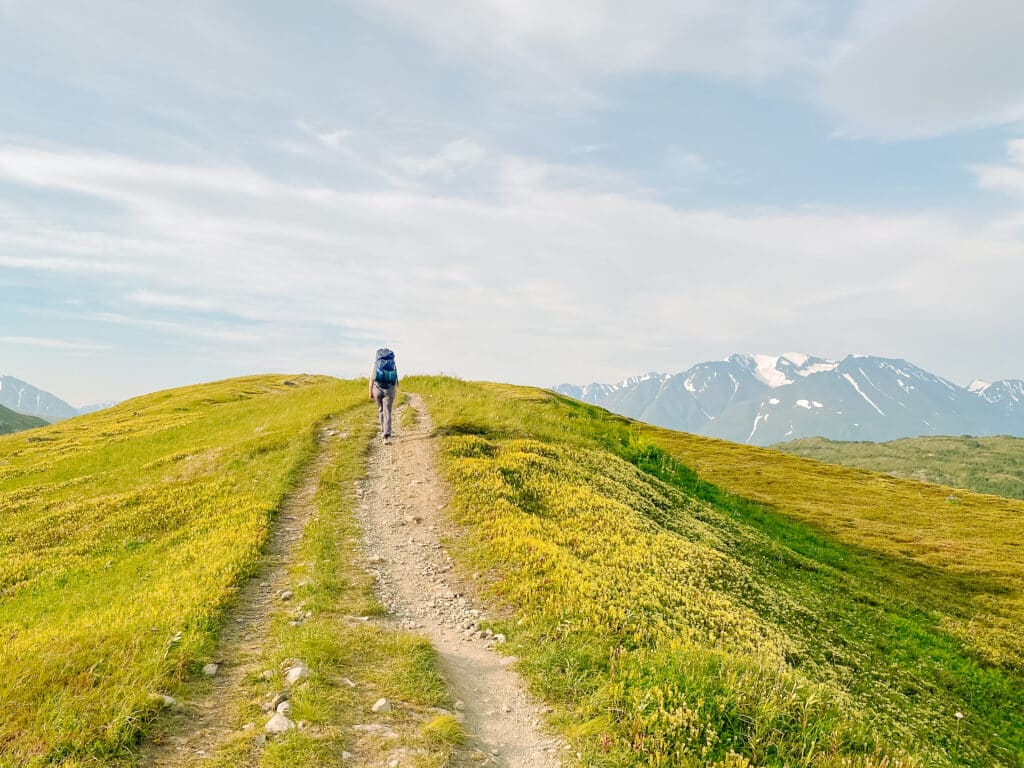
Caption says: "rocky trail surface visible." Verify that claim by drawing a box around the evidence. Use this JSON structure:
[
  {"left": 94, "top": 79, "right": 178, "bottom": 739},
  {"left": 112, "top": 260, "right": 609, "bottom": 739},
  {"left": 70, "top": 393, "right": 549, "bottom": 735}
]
[{"left": 357, "top": 394, "right": 564, "bottom": 768}]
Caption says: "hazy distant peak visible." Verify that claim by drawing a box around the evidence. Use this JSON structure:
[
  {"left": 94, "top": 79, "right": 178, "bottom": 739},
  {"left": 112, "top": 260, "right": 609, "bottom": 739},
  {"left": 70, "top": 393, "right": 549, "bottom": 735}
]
[{"left": 554, "top": 353, "right": 1024, "bottom": 446}]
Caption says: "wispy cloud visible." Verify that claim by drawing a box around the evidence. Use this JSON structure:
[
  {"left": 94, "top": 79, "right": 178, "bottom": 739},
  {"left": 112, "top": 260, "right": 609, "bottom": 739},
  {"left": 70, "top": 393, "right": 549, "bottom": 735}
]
[
  {"left": 95, "top": 313, "right": 264, "bottom": 345},
  {"left": 0, "top": 335, "right": 109, "bottom": 351},
  {"left": 820, "top": 0, "right": 1024, "bottom": 137},
  {"left": 974, "top": 137, "right": 1024, "bottom": 199},
  {"left": 2, "top": 139, "right": 1022, "bottom": 390}
]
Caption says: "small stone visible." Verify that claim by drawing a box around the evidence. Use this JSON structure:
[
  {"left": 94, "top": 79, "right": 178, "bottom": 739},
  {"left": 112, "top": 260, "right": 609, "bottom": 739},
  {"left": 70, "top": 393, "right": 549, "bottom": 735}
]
[
  {"left": 265, "top": 713, "right": 295, "bottom": 733},
  {"left": 276, "top": 701, "right": 292, "bottom": 716},
  {"left": 280, "top": 590, "right": 294, "bottom": 601},
  {"left": 284, "top": 665, "right": 308, "bottom": 685},
  {"left": 371, "top": 698, "right": 392, "bottom": 713},
  {"left": 341, "top": 677, "right": 356, "bottom": 687},
  {"left": 152, "top": 693, "right": 176, "bottom": 707},
  {"left": 454, "top": 700, "right": 465, "bottom": 711},
  {"left": 270, "top": 691, "right": 289, "bottom": 708},
  {"left": 241, "top": 722, "right": 255, "bottom": 731},
  {"left": 202, "top": 663, "right": 219, "bottom": 677},
  {"left": 493, "top": 633, "right": 507, "bottom": 644},
  {"left": 342, "top": 752, "right": 353, "bottom": 761}
]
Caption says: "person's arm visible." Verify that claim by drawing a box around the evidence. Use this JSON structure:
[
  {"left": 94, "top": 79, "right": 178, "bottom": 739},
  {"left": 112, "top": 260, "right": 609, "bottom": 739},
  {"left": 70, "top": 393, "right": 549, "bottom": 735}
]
[{"left": 369, "top": 365, "right": 375, "bottom": 399}]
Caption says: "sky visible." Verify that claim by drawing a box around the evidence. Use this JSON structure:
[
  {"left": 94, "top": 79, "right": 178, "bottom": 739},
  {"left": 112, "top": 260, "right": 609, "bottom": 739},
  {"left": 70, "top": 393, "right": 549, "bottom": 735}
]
[{"left": 2, "top": 0, "right": 1024, "bottom": 406}]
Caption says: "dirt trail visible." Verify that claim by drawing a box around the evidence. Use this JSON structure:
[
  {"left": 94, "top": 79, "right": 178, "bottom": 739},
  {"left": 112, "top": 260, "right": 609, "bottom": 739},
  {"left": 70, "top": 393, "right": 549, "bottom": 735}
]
[
  {"left": 139, "top": 426, "right": 337, "bottom": 767},
  {"left": 357, "top": 394, "right": 565, "bottom": 768}
]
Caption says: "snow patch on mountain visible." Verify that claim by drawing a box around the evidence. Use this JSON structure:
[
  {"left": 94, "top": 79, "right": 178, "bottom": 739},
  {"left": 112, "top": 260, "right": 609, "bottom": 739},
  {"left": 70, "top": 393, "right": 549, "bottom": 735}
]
[
  {"left": 842, "top": 373, "right": 886, "bottom": 416},
  {"left": 796, "top": 399, "right": 823, "bottom": 409},
  {"left": 750, "top": 354, "right": 793, "bottom": 388}
]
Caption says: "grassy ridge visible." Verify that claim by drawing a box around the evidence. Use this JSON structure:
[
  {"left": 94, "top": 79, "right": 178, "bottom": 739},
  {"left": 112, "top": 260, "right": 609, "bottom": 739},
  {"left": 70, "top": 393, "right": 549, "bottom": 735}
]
[
  {"left": 411, "top": 377, "right": 1024, "bottom": 767},
  {"left": 0, "top": 375, "right": 366, "bottom": 766},
  {"left": 776, "top": 435, "right": 1024, "bottom": 501},
  {"left": 0, "top": 403, "right": 47, "bottom": 435}
]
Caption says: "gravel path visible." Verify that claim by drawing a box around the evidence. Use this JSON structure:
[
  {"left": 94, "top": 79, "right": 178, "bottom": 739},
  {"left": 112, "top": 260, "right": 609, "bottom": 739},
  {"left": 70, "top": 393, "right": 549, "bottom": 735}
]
[{"left": 357, "top": 394, "right": 565, "bottom": 768}]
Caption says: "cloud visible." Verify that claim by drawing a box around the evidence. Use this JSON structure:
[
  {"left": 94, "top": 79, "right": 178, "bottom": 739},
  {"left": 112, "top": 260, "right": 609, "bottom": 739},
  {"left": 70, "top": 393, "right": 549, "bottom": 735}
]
[
  {"left": 974, "top": 137, "right": 1024, "bottom": 199},
  {"left": 125, "top": 291, "right": 229, "bottom": 313},
  {"left": 354, "top": 0, "right": 841, "bottom": 86},
  {"left": 392, "top": 139, "right": 485, "bottom": 180},
  {"left": 0, "top": 335, "right": 109, "bottom": 351},
  {"left": 95, "top": 313, "right": 264, "bottom": 345},
  {"left": 820, "top": 0, "right": 1024, "bottom": 137},
  {"left": 666, "top": 149, "right": 708, "bottom": 176},
  {"left": 2, "top": 140, "right": 1022, "bottom": 389},
  {"left": 352, "top": 0, "right": 1024, "bottom": 138}
]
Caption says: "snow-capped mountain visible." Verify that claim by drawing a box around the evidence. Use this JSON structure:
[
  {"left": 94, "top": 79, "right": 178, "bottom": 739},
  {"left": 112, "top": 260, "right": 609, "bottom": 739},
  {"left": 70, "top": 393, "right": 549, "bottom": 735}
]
[
  {"left": 554, "top": 354, "right": 1024, "bottom": 446},
  {"left": 0, "top": 374, "right": 115, "bottom": 421}
]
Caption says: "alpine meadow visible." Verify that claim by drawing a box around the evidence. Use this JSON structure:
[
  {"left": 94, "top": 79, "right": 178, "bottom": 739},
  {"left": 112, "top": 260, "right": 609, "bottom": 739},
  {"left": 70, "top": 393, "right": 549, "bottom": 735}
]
[{"left": 3, "top": 375, "right": 1023, "bottom": 767}]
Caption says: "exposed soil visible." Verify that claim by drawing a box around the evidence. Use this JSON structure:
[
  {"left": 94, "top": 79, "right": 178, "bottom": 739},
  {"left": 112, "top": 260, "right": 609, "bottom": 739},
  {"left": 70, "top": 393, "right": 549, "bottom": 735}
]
[{"left": 356, "top": 394, "right": 565, "bottom": 768}]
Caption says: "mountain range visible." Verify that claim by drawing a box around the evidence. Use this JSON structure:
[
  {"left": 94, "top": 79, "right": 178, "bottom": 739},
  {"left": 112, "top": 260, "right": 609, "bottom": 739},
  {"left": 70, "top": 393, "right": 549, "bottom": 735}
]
[
  {"left": 555, "top": 353, "right": 1024, "bottom": 446},
  {"left": 0, "top": 374, "right": 115, "bottom": 423}
]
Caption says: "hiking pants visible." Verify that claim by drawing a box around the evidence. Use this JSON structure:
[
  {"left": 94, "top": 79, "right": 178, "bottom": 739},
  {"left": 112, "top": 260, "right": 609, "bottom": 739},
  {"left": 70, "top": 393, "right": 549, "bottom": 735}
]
[{"left": 373, "top": 383, "right": 396, "bottom": 437}]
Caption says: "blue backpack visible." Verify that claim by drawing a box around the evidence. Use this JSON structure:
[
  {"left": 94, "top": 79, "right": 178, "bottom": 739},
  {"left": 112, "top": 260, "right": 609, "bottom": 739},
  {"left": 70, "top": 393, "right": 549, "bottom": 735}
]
[{"left": 374, "top": 349, "right": 398, "bottom": 385}]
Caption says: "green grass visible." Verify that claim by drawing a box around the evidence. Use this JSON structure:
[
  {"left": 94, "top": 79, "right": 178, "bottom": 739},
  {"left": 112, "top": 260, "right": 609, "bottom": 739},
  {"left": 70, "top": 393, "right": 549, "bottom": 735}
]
[
  {"left": 409, "top": 377, "right": 1024, "bottom": 768},
  {"left": 0, "top": 403, "right": 47, "bottom": 435},
  {"left": 776, "top": 435, "right": 1024, "bottom": 501},
  {"left": 6, "top": 373, "right": 1024, "bottom": 767},
  {"left": 0, "top": 375, "right": 367, "bottom": 766}
]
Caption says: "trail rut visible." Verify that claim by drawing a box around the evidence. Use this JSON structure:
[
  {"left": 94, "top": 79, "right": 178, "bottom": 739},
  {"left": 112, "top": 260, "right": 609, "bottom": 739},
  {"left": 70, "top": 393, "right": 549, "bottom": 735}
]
[
  {"left": 139, "top": 426, "right": 336, "bottom": 767},
  {"left": 357, "top": 394, "right": 565, "bottom": 768}
]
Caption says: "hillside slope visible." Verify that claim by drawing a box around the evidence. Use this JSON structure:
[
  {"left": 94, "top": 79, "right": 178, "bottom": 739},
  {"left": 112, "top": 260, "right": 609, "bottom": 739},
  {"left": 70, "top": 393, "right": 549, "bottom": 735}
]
[
  {"left": 4, "top": 376, "right": 1024, "bottom": 767},
  {"left": 776, "top": 435, "right": 1024, "bottom": 500},
  {"left": 413, "top": 378, "right": 1024, "bottom": 767},
  {"left": 0, "top": 403, "right": 46, "bottom": 434},
  {"left": 0, "top": 375, "right": 371, "bottom": 764}
]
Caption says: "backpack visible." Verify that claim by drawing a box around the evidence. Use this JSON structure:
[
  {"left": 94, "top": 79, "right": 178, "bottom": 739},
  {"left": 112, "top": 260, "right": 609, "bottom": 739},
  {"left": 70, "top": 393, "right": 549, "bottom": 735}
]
[{"left": 374, "top": 348, "right": 398, "bottom": 385}]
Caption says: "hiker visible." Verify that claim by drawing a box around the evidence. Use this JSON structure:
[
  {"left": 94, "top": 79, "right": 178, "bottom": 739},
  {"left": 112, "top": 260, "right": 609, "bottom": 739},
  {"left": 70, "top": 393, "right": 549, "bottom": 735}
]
[{"left": 370, "top": 348, "right": 398, "bottom": 441}]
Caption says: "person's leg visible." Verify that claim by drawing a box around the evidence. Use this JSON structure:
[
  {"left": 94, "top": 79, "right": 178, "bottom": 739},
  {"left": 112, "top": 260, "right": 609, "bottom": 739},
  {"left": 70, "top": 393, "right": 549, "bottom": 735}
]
[
  {"left": 373, "top": 384, "right": 386, "bottom": 435},
  {"left": 382, "top": 386, "right": 395, "bottom": 437}
]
